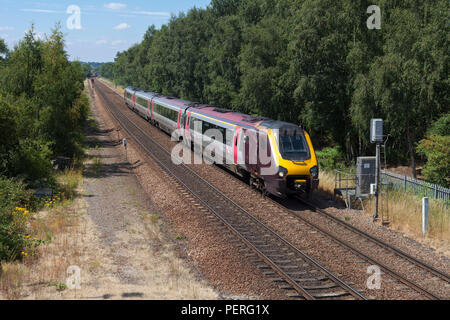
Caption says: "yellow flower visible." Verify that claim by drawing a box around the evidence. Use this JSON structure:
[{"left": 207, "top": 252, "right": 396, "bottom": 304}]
[
  {"left": 21, "top": 251, "right": 27, "bottom": 256},
  {"left": 26, "top": 235, "right": 31, "bottom": 239}
]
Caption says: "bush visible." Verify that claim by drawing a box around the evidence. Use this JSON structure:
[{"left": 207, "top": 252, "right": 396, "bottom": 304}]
[
  {"left": 316, "top": 146, "right": 345, "bottom": 171},
  {"left": 417, "top": 114, "right": 450, "bottom": 188},
  {"left": 0, "top": 177, "right": 40, "bottom": 262},
  {"left": 417, "top": 134, "right": 450, "bottom": 188}
]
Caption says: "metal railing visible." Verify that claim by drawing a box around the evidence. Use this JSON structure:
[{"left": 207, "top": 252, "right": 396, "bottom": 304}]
[{"left": 381, "top": 170, "right": 450, "bottom": 202}]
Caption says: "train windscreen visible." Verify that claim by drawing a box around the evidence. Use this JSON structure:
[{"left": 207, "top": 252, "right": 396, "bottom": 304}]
[{"left": 276, "top": 129, "right": 310, "bottom": 161}]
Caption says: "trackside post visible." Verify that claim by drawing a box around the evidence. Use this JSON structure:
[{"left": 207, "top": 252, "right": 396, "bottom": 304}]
[{"left": 422, "top": 197, "right": 429, "bottom": 237}]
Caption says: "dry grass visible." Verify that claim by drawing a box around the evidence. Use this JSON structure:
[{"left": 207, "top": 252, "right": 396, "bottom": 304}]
[
  {"left": 0, "top": 169, "right": 84, "bottom": 299},
  {"left": 366, "top": 190, "right": 450, "bottom": 248},
  {"left": 318, "top": 170, "right": 450, "bottom": 253}
]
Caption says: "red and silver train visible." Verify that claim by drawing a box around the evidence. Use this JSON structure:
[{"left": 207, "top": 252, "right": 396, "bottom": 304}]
[{"left": 124, "top": 87, "right": 319, "bottom": 198}]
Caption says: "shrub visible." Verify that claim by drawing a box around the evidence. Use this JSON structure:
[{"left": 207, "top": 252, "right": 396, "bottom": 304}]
[
  {"left": 0, "top": 177, "right": 42, "bottom": 262},
  {"left": 417, "top": 114, "right": 450, "bottom": 188},
  {"left": 316, "top": 146, "right": 345, "bottom": 171}
]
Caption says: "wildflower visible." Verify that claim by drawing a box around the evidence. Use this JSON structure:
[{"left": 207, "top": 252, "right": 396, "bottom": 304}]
[
  {"left": 26, "top": 235, "right": 31, "bottom": 239},
  {"left": 21, "top": 251, "right": 28, "bottom": 256}
]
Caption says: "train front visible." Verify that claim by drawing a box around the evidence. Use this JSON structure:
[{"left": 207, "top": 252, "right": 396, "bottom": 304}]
[{"left": 264, "top": 122, "right": 319, "bottom": 198}]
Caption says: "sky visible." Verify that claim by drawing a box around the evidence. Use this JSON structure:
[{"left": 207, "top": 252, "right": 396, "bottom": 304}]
[{"left": 0, "top": 0, "right": 212, "bottom": 62}]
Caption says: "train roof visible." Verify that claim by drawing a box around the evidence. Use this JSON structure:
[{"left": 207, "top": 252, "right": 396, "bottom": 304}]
[
  {"left": 124, "top": 86, "right": 302, "bottom": 130},
  {"left": 188, "top": 105, "right": 269, "bottom": 128}
]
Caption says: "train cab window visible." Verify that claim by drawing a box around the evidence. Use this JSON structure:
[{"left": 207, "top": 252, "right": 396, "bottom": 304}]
[{"left": 277, "top": 130, "right": 310, "bottom": 161}]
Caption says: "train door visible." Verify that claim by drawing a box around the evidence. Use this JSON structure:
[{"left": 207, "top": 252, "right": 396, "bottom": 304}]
[
  {"left": 244, "top": 129, "right": 258, "bottom": 173},
  {"left": 151, "top": 100, "right": 155, "bottom": 123},
  {"left": 258, "top": 131, "right": 273, "bottom": 175}
]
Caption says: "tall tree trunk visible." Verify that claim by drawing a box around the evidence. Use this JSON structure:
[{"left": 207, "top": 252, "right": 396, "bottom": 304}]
[{"left": 406, "top": 127, "right": 417, "bottom": 179}]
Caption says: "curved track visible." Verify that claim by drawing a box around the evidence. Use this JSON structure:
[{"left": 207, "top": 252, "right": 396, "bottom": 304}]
[
  {"left": 92, "top": 80, "right": 367, "bottom": 300},
  {"left": 93, "top": 79, "right": 450, "bottom": 300}
]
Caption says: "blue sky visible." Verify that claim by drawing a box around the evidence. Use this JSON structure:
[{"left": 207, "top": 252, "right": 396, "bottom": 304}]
[{"left": 0, "top": 1, "right": 211, "bottom": 62}]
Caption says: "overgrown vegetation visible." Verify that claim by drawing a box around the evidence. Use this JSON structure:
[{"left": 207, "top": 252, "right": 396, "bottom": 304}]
[
  {"left": 0, "top": 25, "right": 88, "bottom": 263},
  {"left": 110, "top": 0, "right": 448, "bottom": 183},
  {"left": 417, "top": 114, "right": 450, "bottom": 188}
]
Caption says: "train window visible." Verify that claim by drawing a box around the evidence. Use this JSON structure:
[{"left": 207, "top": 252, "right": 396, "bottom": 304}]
[
  {"left": 136, "top": 96, "right": 147, "bottom": 107},
  {"left": 226, "top": 129, "right": 234, "bottom": 147},
  {"left": 156, "top": 104, "right": 178, "bottom": 122},
  {"left": 277, "top": 130, "right": 310, "bottom": 161},
  {"left": 192, "top": 118, "right": 203, "bottom": 133}
]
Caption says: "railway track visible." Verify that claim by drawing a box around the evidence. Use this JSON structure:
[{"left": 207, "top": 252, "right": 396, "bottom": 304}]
[
  {"left": 272, "top": 198, "right": 450, "bottom": 300},
  {"left": 93, "top": 80, "right": 450, "bottom": 300},
  {"left": 92, "top": 80, "right": 366, "bottom": 300}
]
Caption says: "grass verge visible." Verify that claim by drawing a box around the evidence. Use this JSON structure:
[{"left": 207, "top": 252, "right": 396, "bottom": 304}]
[{"left": 318, "top": 170, "right": 450, "bottom": 253}]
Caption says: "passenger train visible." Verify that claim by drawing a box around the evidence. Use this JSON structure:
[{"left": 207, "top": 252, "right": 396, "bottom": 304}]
[{"left": 124, "top": 86, "right": 319, "bottom": 198}]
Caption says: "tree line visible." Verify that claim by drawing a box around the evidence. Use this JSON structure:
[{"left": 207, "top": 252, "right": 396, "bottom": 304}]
[
  {"left": 109, "top": 0, "right": 448, "bottom": 184},
  {"left": 0, "top": 25, "right": 88, "bottom": 181},
  {"left": 0, "top": 25, "right": 89, "bottom": 261}
]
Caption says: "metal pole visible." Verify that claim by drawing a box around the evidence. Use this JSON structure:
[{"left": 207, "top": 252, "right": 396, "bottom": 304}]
[
  {"left": 422, "top": 197, "right": 429, "bottom": 237},
  {"left": 374, "top": 143, "right": 380, "bottom": 220}
]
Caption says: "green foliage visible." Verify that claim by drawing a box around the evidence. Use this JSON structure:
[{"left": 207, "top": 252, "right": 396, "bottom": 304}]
[
  {"left": 316, "top": 146, "right": 346, "bottom": 171},
  {"left": 0, "top": 24, "right": 89, "bottom": 180},
  {"left": 427, "top": 113, "right": 450, "bottom": 136},
  {"left": 417, "top": 114, "right": 450, "bottom": 187},
  {"left": 97, "top": 62, "right": 114, "bottom": 80},
  {"left": 0, "top": 38, "right": 8, "bottom": 61},
  {"left": 0, "top": 25, "right": 88, "bottom": 262},
  {"left": 111, "top": 0, "right": 449, "bottom": 173},
  {"left": 0, "top": 177, "right": 42, "bottom": 262}
]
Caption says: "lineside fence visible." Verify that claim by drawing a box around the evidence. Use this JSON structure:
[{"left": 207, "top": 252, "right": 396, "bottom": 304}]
[{"left": 381, "top": 170, "right": 450, "bottom": 202}]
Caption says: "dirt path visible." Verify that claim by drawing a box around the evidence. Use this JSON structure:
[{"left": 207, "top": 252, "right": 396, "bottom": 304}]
[
  {"left": 65, "top": 87, "right": 218, "bottom": 299},
  {"left": 2, "top": 85, "right": 219, "bottom": 300}
]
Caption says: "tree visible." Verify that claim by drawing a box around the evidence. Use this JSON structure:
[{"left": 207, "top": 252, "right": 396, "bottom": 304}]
[
  {"left": 0, "top": 38, "right": 8, "bottom": 61},
  {"left": 417, "top": 113, "right": 450, "bottom": 187}
]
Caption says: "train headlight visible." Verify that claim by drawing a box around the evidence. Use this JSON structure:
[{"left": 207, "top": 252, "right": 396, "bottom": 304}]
[
  {"left": 310, "top": 166, "right": 319, "bottom": 178},
  {"left": 278, "top": 166, "right": 288, "bottom": 178}
]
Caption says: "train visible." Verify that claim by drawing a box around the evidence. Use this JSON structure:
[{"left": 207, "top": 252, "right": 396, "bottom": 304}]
[{"left": 123, "top": 86, "right": 319, "bottom": 198}]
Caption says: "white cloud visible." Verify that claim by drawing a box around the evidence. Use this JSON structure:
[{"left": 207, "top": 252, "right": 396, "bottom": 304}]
[
  {"left": 96, "top": 39, "right": 108, "bottom": 45},
  {"left": 104, "top": 3, "right": 126, "bottom": 10},
  {"left": 130, "top": 10, "right": 170, "bottom": 17},
  {"left": 0, "top": 26, "right": 14, "bottom": 31},
  {"left": 113, "top": 23, "right": 130, "bottom": 30},
  {"left": 111, "top": 40, "right": 127, "bottom": 46},
  {"left": 21, "top": 8, "right": 60, "bottom": 13}
]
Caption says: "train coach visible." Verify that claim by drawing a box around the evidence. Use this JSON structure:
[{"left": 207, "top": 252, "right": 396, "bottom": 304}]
[{"left": 124, "top": 86, "right": 319, "bottom": 198}]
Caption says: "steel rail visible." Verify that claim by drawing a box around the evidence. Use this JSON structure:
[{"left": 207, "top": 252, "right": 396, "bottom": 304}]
[
  {"left": 93, "top": 80, "right": 367, "bottom": 300},
  {"left": 94, "top": 80, "right": 449, "bottom": 300},
  {"left": 297, "top": 197, "right": 450, "bottom": 284}
]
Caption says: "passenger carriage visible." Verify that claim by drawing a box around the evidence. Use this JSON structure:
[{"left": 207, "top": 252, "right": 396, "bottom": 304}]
[{"left": 123, "top": 87, "right": 319, "bottom": 198}]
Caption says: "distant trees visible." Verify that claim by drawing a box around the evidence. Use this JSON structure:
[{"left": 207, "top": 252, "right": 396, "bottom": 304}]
[
  {"left": 112, "top": 0, "right": 449, "bottom": 184},
  {"left": 97, "top": 62, "right": 114, "bottom": 80}
]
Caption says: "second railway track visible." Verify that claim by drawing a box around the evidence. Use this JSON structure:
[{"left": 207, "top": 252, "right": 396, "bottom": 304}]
[
  {"left": 92, "top": 80, "right": 366, "bottom": 300},
  {"left": 93, "top": 79, "right": 450, "bottom": 300}
]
